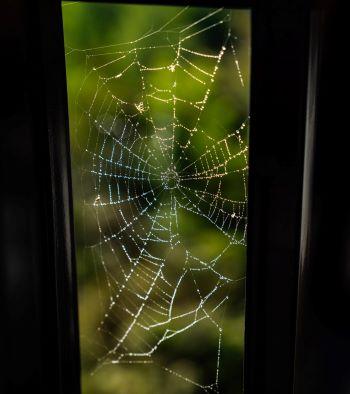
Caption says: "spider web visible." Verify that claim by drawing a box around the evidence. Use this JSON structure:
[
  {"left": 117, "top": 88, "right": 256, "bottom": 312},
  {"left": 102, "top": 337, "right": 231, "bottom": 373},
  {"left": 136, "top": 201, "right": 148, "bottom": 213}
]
[{"left": 65, "top": 5, "right": 249, "bottom": 393}]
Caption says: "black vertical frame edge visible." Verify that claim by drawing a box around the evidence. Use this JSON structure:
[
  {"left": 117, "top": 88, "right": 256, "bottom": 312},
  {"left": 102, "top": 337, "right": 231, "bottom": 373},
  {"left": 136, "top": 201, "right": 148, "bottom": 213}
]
[
  {"left": 38, "top": 0, "right": 81, "bottom": 393},
  {"left": 292, "top": 3, "right": 322, "bottom": 393},
  {"left": 245, "top": 1, "right": 311, "bottom": 393},
  {"left": 293, "top": 1, "right": 350, "bottom": 393}
]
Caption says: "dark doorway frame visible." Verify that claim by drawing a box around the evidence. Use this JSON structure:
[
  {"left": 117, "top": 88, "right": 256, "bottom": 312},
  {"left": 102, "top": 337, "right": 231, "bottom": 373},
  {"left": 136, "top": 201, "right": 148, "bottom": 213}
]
[{"left": 2, "top": 1, "right": 345, "bottom": 393}]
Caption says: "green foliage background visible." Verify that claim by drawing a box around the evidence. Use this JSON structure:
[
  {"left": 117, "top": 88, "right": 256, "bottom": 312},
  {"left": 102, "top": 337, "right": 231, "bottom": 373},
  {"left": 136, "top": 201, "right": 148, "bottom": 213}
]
[{"left": 62, "top": 2, "right": 250, "bottom": 393}]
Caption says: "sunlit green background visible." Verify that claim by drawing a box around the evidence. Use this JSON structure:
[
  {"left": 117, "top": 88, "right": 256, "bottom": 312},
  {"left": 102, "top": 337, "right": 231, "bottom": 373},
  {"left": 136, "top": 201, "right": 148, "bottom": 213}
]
[{"left": 62, "top": 2, "right": 250, "bottom": 393}]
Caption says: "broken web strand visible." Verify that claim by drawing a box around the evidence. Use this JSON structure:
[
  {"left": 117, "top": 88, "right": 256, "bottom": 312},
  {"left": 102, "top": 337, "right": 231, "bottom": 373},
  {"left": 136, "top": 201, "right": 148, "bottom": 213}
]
[{"left": 65, "top": 5, "right": 249, "bottom": 393}]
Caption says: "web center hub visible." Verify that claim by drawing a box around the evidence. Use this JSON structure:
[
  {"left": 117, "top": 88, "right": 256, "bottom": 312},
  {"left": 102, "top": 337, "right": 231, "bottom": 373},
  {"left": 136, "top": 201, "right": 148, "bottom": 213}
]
[{"left": 161, "top": 168, "right": 180, "bottom": 190}]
